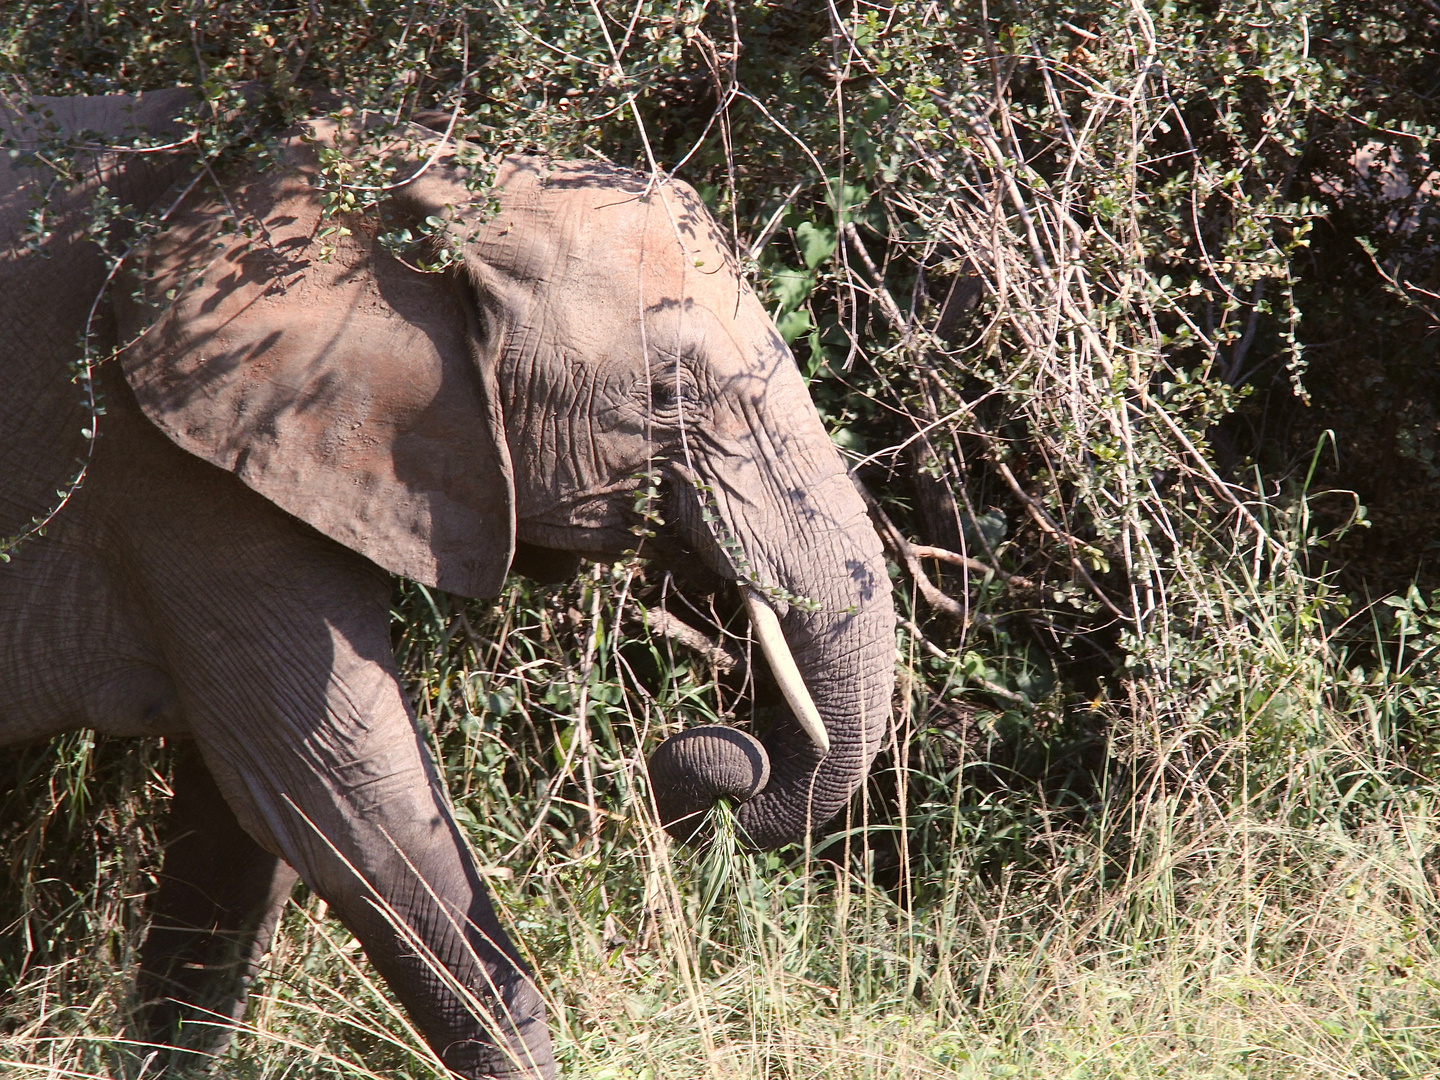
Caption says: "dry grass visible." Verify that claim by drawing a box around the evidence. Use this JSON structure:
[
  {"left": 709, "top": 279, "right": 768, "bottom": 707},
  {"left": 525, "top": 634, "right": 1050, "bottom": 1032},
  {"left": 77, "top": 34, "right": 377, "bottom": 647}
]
[{"left": 6, "top": 600, "right": 1440, "bottom": 1080}]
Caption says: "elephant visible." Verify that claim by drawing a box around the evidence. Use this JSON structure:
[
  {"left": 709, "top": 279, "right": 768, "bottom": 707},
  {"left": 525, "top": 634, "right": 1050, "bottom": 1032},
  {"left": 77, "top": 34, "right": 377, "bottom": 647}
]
[{"left": 0, "top": 89, "right": 895, "bottom": 1078}]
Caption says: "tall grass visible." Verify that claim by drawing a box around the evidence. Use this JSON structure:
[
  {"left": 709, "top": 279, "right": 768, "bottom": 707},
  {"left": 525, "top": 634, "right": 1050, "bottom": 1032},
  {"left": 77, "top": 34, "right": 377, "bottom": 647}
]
[{"left": 6, "top": 543, "right": 1440, "bottom": 1079}]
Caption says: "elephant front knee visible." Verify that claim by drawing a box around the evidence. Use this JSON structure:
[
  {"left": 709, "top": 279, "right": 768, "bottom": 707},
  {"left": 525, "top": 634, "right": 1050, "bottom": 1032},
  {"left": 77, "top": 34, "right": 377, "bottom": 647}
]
[
  {"left": 343, "top": 896, "right": 557, "bottom": 1079},
  {"left": 439, "top": 983, "right": 555, "bottom": 1080}
]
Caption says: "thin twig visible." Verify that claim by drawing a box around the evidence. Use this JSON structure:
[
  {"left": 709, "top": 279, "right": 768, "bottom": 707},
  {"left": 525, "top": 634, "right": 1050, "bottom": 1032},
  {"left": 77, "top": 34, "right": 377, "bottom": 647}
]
[
  {"left": 989, "top": 458, "right": 1131, "bottom": 623},
  {"left": 910, "top": 544, "right": 1036, "bottom": 591},
  {"left": 854, "top": 479, "right": 978, "bottom": 624},
  {"left": 898, "top": 616, "right": 1025, "bottom": 706},
  {"left": 635, "top": 607, "right": 744, "bottom": 674},
  {"left": 842, "top": 219, "right": 911, "bottom": 337}
]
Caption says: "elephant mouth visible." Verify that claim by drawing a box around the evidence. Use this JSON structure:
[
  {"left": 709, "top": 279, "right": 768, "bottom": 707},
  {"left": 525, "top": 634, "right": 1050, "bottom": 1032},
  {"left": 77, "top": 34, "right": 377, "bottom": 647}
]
[
  {"left": 516, "top": 484, "right": 643, "bottom": 560},
  {"left": 517, "top": 462, "right": 832, "bottom": 761},
  {"left": 520, "top": 498, "right": 830, "bottom": 758},
  {"left": 518, "top": 473, "right": 728, "bottom": 586}
]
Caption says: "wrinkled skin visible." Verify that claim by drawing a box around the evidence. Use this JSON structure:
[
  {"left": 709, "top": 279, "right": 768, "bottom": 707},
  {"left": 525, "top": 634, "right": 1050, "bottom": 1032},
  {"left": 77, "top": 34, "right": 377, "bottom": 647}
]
[{"left": 0, "top": 91, "right": 895, "bottom": 1077}]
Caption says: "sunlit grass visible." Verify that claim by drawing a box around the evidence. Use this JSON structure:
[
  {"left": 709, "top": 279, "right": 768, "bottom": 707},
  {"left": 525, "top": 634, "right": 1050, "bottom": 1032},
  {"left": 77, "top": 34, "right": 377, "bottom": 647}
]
[
  {"left": 5, "top": 800, "right": 1440, "bottom": 1080},
  {"left": 5, "top": 524, "right": 1440, "bottom": 1080},
  {"left": 0, "top": 532, "right": 1438, "bottom": 1080},
  {"left": 9, "top": 579, "right": 1440, "bottom": 1080}
]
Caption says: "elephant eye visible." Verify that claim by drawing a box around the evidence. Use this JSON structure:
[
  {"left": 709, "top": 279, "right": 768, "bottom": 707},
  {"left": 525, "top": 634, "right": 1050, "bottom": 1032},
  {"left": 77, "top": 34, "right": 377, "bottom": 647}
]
[{"left": 649, "top": 373, "right": 692, "bottom": 415}]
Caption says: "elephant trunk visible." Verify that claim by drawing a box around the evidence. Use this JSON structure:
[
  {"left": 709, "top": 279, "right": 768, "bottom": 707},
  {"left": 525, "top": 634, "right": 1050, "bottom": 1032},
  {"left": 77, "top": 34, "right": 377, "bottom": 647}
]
[{"left": 647, "top": 441, "right": 896, "bottom": 849}]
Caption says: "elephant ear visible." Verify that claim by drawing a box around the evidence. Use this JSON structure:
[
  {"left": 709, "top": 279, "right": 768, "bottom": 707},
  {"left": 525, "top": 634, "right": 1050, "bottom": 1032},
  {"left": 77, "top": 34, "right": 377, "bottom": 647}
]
[{"left": 118, "top": 121, "right": 516, "bottom": 598}]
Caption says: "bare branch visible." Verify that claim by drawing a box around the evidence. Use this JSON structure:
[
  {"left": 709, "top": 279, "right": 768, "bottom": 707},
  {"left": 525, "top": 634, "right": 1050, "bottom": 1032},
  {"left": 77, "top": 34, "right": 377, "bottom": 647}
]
[{"left": 636, "top": 607, "right": 744, "bottom": 675}]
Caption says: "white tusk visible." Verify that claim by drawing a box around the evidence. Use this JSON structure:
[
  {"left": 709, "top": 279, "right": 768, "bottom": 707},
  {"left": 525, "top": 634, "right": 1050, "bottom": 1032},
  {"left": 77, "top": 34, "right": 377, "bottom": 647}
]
[{"left": 742, "top": 586, "right": 830, "bottom": 755}]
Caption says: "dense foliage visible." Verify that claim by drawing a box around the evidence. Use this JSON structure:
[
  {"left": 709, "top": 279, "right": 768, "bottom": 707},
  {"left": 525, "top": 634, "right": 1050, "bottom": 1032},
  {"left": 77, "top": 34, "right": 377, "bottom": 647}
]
[{"left": 5, "top": 2, "right": 1440, "bottom": 1076}]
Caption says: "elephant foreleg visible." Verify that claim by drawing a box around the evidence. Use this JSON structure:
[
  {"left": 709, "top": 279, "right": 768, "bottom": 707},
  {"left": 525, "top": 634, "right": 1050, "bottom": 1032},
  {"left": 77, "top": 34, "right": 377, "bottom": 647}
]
[
  {"left": 187, "top": 670, "right": 556, "bottom": 1080},
  {"left": 151, "top": 566, "right": 555, "bottom": 1076},
  {"left": 100, "top": 361, "right": 554, "bottom": 1077},
  {"left": 132, "top": 740, "right": 299, "bottom": 1066}
]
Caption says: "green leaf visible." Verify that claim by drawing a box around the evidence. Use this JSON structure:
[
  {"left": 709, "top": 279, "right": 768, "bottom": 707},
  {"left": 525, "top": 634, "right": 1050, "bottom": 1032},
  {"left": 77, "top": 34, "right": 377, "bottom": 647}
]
[
  {"left": 804, "top": 327, "right": 825, "bottom": 377},
  {"left": 776, "top": 308, "right": 813, "bottom": 344},
  {"left": 770, "top": 267, "right": 816, "bottom": 315},
  {"left": 795, "top": 220, "right": 836, "bottom": 269},
  {"left": 827, "top": 180, "right": 870, "bottom": 221}
]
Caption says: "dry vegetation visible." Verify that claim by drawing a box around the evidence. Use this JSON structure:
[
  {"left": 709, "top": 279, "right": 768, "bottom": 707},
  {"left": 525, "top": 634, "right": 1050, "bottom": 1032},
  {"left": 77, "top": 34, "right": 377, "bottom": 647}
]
[{"left": 5, "top": 2, "right": 1440, "bottom": 1077}]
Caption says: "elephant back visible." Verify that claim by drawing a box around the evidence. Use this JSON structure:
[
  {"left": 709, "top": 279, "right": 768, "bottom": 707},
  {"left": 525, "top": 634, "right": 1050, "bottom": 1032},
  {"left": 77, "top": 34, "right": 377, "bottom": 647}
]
[{"left": 0, "top": 89, "right": 197, "bottom": 544}]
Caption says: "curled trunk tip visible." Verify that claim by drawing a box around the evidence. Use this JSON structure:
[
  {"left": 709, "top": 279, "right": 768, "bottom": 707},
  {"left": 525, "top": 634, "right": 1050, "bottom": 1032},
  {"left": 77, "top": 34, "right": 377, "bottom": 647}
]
[{"left": 646, "top": 725, "right": 770, "bottom": 842}]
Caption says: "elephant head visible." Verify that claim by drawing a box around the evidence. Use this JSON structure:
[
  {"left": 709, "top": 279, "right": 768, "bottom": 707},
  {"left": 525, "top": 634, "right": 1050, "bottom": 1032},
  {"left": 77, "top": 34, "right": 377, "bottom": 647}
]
[{"left": 118, "top": 118, "right": 896, "bottom": 849}]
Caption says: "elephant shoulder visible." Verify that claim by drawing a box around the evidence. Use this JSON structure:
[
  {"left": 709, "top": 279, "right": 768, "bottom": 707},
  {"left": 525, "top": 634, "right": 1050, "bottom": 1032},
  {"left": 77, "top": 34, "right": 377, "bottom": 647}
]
[{"left": 0, "top": 88, "right": 199, "bottom": 545}]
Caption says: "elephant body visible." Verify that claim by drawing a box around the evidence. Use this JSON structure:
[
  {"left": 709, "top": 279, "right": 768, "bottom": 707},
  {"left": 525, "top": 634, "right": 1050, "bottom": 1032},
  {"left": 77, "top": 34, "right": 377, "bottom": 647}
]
[{"left": 0, "top": 90, "right": 894, "bottom": 1077}]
